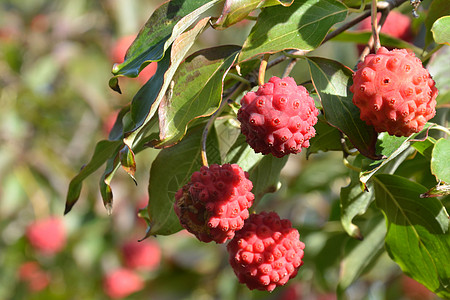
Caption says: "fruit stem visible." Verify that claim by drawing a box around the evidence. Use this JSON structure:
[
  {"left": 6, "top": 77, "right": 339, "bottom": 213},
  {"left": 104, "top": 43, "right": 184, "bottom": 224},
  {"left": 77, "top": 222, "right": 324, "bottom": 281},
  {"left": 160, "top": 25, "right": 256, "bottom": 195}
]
[
  {"left": 371, "top": 0, "right": 381, "bottom": 52},
  {"left": 343, "top": 157, "right": 362, "bottom": 172},
  {"left": 258, "top": 54, "right": 271, "bottom": 86},
  {"left": 226, "top": 72, "right": 252, "bottom": 87},
  {"left": 201, "top": 82, "right": 247, "bottom": 167},
  {"left": 282, "top": 58, "right": 298, "bottom": 78},
  {"left": 421, "top": 44, "right": 443, "bottom": 65}
]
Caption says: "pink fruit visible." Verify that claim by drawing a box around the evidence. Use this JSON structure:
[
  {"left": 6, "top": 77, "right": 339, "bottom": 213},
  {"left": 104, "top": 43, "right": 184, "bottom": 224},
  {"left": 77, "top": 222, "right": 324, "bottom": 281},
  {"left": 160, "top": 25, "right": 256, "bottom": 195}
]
[
  {"left": 237, "top": 76, "right": 319, "bottom": 157},
  {"left": 18, "top": 261, "right": 50, "bottom": 292},
  {"left": 103, "top": 268, "right": 144, "bottom": 299},
  {"left": 111, "top": 35, "right": 157, "bottom": 84},
  {"left": 350, "top": 47, "right": 437, "bottom": 136},
  {"left": 121, "top": 239, "right": 161, "bottom": 271},
  {"left": 174, "top": 164, "right": 254, "bottom": 244},
  {"left": 227, "top": 211, "right": 305, "bottom": 292},
  {"left": 26, "top": 217, "right": 66, "bottom": 255}
]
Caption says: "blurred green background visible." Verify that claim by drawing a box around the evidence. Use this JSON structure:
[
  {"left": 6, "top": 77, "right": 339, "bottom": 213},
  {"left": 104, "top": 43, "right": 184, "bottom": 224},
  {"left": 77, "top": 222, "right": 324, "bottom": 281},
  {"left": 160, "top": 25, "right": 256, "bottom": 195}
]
[{"left": 0, "top": 0, "right": 440, "bottom": 299}]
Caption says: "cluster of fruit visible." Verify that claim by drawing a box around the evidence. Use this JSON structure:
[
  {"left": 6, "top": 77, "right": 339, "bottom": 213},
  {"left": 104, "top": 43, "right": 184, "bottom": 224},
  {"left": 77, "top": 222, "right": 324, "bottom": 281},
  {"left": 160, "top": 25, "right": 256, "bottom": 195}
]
[{"left": 172, "top": 16, "right": 438, "bottom": 290}]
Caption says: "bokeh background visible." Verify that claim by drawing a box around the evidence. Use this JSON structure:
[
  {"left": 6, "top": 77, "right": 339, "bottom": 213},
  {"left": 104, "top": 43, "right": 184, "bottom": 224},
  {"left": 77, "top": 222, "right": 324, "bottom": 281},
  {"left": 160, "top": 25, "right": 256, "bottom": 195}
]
[{"left": 0, "top": 0, "right": 441, "bottom": 299}]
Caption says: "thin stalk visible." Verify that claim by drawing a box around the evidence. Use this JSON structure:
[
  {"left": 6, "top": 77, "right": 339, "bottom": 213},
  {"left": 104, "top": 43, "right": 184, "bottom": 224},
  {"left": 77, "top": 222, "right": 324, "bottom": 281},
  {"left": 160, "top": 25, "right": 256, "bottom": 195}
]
[
  {"left": 282, "top": 58, "right": 298, "bottom": 78},
  {"left": 258, "top": 54, "right": 271, "bottom": 86},
  {"left": 371, "top": 0, "right": 381, "bottom": 52}
]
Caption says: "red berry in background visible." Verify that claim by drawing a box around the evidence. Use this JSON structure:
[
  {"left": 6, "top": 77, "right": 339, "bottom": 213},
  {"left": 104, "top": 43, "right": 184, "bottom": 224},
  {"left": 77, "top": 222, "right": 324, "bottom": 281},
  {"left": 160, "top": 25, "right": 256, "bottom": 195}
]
[
  {"left": 401, "top": 275, "right": 435, "bottom": 300},
  {"left": 357, "top": 11, "right": 413, "bottom": 54},
  {"left": 26, "top": 217, "right": 66, "bottom": 255},
  {"left": 111, "top": 35, "right": 157, "bottom": 84},
  {"left": 174, "top": 164, "right": 254, "bottom": 244},
  {"left": 121, "top": 239, "right": 161, "bottom": 271},
  {"left": 350, "top": 47, "right": 438, "bottom": 137},
  {"left": 103, "top": 268, "right": 144, "bottom": 299},
  {"left": 237, "top": 76, "right": 319, "bottom": 158},
  {"left": 18, "top": 261, "right": 50, "bottom": 292},
  {"left": 227, "top": 211, "right": 305, "bottom": 292}
]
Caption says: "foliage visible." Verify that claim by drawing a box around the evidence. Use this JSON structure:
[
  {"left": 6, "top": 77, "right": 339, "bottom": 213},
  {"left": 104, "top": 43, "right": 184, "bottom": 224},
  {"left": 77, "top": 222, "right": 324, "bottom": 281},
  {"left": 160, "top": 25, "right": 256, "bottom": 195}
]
[{"left": 1, "top": 0, "right": 449, "bottom": 299}]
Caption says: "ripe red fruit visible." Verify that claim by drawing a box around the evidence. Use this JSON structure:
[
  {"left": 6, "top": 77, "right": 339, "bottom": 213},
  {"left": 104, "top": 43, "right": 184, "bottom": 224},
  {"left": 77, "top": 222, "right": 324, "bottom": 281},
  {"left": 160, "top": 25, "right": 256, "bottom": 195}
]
[
  {"left": 18, "top": 261, "right": 50, "bottom": 292},
  {"left": 121, "top": 239, "right": 161, "bottom": 271},
  {"left": 111, "top": 35, "right": 157, "bottom": 84},
  {"left": 25, "top": 217, "right": 66, "bottom": 255},
  {"left": 227, "top": 211, "right": 305, "bottom": 292},
  {"left": 350, "top": 47, "right": 438, "bottom": 137},
  {"left": 103, "top": 268, "right": 144, "bottom": 299},
  {"left": 237, "top": 76, "right": 319, "bottom": 158},
  {"left": 357, "top": 11, "right": 413, "bottom": 54},
  {"left": 174, "top": 164, "right": 254, "bottom": 244}
]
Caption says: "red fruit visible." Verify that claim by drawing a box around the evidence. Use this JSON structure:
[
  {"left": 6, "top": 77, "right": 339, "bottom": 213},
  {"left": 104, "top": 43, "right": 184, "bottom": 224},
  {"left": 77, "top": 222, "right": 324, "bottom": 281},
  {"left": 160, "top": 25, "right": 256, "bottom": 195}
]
[
  {"left": 350, "top": 47, "right": 438, "bottom": 137},
  {"left": 357, "top": 11, "right": 413, "bottom": 54},
  {"left": 111, "top": 35, "right": 157, "bottom": 84},
  {"left": 18, "top": 261, "right": 50, "bottom": 292},
  {"left": 174, "top": 164, "right": 254, "bottom": 244},
  {"left": 237, "top": 76, "right": 319, "bottom": 158},
  {"left": 103, "top": 268, "right": 144, "bottom": 299},
  {"left": 121, "top": 239, "right": 161, "bottom": 271},
  {"left": 227, "top": 211, "right": 305, "bottom": 292},
  {"left": 26, "top": 217, "right": 66, "bottom": 255}
]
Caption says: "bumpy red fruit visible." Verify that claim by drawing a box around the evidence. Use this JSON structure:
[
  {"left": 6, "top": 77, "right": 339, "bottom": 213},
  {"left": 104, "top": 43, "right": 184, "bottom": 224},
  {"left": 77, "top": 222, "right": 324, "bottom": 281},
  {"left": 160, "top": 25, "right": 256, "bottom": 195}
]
[
  {"left": 227, "top": 211, "right": 305, "bottom": 292},
  {"left": 237, "top": 76, "right": 319, "bottom": 158},
  {"left": 174, "top": 164, "right": 254, "bottom": 244},
  {"left": 350, "top": 47, "right": 438, "bottom": 137}
]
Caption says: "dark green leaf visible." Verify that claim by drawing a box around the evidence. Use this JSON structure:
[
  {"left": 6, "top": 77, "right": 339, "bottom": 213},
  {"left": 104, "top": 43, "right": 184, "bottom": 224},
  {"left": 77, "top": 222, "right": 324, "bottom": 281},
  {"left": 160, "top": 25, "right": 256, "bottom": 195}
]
[
  {"left": 431, "top": 16, "right": 450, "bottom": 45},
  {"left": 65, "top": 140, "right": 122, "bottom": 214},
  {"left": 225, "top": 135, "right": 264, "bottom": 171},
  {"left": 340, "top": 155, "right": 374, "bottom": 239},
  {"left": 431, "top": 138, "right": 450, "bottom": 183},
  {"left": 307, "top": 56, "right": 379, "bottom": 160},
  {"left": 374, "top": 174, "right": 450, "bottom": 298},
  {"left": 337, "top": 216, "right": 386, "bottom": 293},
  {"left": 248, "top": 155, "right": 288, "bottom": 205},
  {"left": 307, "top": 116, "right": 347, "bottom": 158},
  {"left": 154, "top": 45, "right": 241, "bottom": 148},
  {"left": 146, "top": 125, "right": 220, "bottom": 236},
  {"left": 412, "top": 137, "right": 436, "bottom": 161},
  {"left": 119, "top": 145, "right": 137, "bottom": 182},
  {"left": 112, "top": 0, "right": 220, "bottom": 78},
  {"left": 238, "top": 0, "right": 348, "bottom": 62}
]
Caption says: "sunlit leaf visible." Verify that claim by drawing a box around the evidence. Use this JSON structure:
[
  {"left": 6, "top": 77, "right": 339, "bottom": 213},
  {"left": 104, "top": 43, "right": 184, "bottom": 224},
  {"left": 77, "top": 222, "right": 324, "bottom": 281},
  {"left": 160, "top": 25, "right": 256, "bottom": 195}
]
[
  {"left": 424, "top": 0, "right": 450, "bottom": 47},
  {"left": 374, "top": 174, "right": 450, "bottom": 298},
  {"left": 307, "top": 56, "right": 379, "bottom": 160},
  {"left": 111, "top": 0, "right": 220, "bottom": 79},
  {"left": 238, "top": 0, "right": 347, "bottom": 62},
  {"left": 154, "top": 45, "right": 241, "bottom": 148},
  {"left": 214, "top": 0, "right": 293, "bottom": 30},
  {"left": 431, "top": 138, "right": 450, "bottom": 183},
  {"left": 307, "top": 116, "right": 348, "bottom": 158},
  {"left": 124, "top": 17, "right": 211, "bottom": 150},
  {"left": 431, "top": 16, "right": 450, "bottom": 45}
]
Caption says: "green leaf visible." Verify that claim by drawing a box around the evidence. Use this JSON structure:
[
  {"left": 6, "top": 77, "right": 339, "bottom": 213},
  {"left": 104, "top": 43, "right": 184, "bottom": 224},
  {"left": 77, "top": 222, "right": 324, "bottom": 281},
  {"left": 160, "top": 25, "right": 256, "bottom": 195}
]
[
  {"left": 100, "top": 154, "right": 121, "bottom": 215},
  {"left": 374, "top": 174, "right": 450, "bottom": 298},
  {"left": 225, "top": 135, "right": 265, "bottom": 171},
  {"left": 154, "top": 45, "right": 241, "bottom": 148},
  {"left": 146, "top": 125, "right": 220, "bottom": 236},
  {"left": 337, "top": 216, "right": 386, "bottom": 293},
  {"left": 214, "top": 118, "right": 241, "bottom": 163},
  {"left": 238, "top": 0, "right": 347, "bottom": 62},
  {"left": 427, "top": 46, "right": 450, "bottom": 101},
  {"left": 214, "top": 0, "right": 293, "bottom": 29},
  {"left": 65, "top": 140, "right": 122, "bottom": 214},
  {"left": 111, "top": 0, "right": 220, "bottom": 79},
  {"left": 431, "top": 138, "right": 450, "bottom": 183},
  {"left": 124, "top": 17, "right": 211, "bottom": 149},
  {"left": 340, "top": 155, "right": 374, "bottom": 239},
  {"left": 307, "top": 56, "right": 380, "bottom": 160},
  {"left": 248, "top": 155, "right": 288, "bottom": 204},
  {"left": 307, "top": 116, "right": 347, "bottom": 158},
  {"left": 412, "top": 137, "right": 436, "bottom": 161},
  {"left": 432, "top": 16, "right": 450, "bottom": 45},
  {"left": 119, "top": 145, "right": 137, "bottom": 183},
  {"left": 424, "top": 0, "right": 450, "bottom": 47}
]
